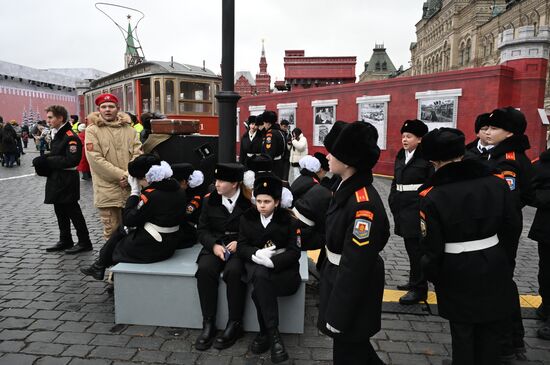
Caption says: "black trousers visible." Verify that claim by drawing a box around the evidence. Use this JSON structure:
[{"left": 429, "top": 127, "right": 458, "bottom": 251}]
[
  {"left": 97, "top": 227, "right": 127, "bottom": 267},
  {"left": 53, "top": 202, "right": 90, "bottom": 245},
  {"left": 333, "top": 338, "right": 384, "bottom": 365},
  {"left": 499, "top": 280, "right": 525, "bottom": 353},
  {"left": 404, "top": 237, "right": 427, "bottom": 292},
  {"left": 196, "top": 253, "right": 246, "bottom": 321},
  {"left": 450, "top": 320, "right": 502, "bottom": 365},
  {"left": 538, "top": 242, "right": 550, "bottom": 307},
  {"left": 250, "top": 265, "right": 300, "bottom": 330},
  {"left": 272, "top": 160, "right": 285, "bottom": 180}
]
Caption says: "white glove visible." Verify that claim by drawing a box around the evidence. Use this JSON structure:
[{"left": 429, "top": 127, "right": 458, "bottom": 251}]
[
  {"left": 255, "top": 246, "right": 276, "bottom": 260},
  {"left": 128, "top": 176, "right": 141, "bottom": 196},
  {"left": 251, "top": 254, "right": 274, "bottom": 268},
  {"left": 326, "top": 323, "right": 341, "bottom": 334}
]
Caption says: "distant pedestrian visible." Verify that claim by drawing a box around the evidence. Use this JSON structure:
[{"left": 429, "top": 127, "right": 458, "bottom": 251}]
[
  {"left": 1, "top": 121, "right": 18, "bottom": 168},
  {"left": 32, "top": 105, "right": 92, "bottom": 254},
  {"left": 85, "top": 93, "right": 142, "bottom": 241},
  {"left": 288, "top": 128, "right": 308, "bottom": 184}
]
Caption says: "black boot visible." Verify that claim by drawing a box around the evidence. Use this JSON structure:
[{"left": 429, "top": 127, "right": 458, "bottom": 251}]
[
  {"left": 250, "top": 332, "right": 270, "bottom": 354},
  {"left": 213, "top": 320, "right": 243, "bottom": 349},
  {"left": 46, "top": 241, "right": 74, "bottom": 252},
  {"left": 397, "top": 282, "right": 413, "bottom": 291},
  {"left": 80, "top": 262, "right": 106, "bottom": 280},
  {"left": 65, "top": 242, "right": 93, "bottom": 254},
  {"left": 399, "top": 290, "right": 427, "bottom": 305},
  {"left": 195, "top": 317, "right": 217, "bottom": 351},
  {"left": 268, "top": 328, "right": 289, "bottom": 364}
]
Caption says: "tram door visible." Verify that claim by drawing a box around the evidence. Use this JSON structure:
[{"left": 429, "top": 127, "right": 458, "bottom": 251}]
[{"left": 138, "top": 78, "right": 151, "bottom": 115}]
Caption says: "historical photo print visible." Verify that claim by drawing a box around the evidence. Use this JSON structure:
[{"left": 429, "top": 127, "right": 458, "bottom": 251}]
[
  {"left": 418, "top": 98, "right": 457, "bottom": 129},
  {"left": 278, "top": 107, "right": 296, "bottom": 126},
  {"left": 314, "top": 106, "right": 334, "bottom": 125},
  {"left": 358, "top": 102, "right": 387, "bottom": 149},
  {"left": 313, "top": 105, "right": 335, "bottom": 146}
]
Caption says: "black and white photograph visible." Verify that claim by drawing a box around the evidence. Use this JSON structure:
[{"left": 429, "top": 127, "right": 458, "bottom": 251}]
[
  {"left": 278, "top": 107, "right": 296, "bottom": 126},
  {"left": 418, "top": 98, "right": 457, "bottom": 129},
  {"left": 314, "top": 106, "right": 334, "bottom": 125},
  {"left": 359, "top": 102, "right": 387, "bottom": 149}
]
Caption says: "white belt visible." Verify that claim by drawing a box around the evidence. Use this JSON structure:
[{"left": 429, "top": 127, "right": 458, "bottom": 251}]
[
  {"left": 292, "top": 207, "right": 315, "bottom": 227},
  {"left": 273, "top": 155, "right": 282, "bottom": 161},
  {"left": 144, "top": 222, "right": 179, "bottom": 243},
  {"left": 247, "top": 153, "right": 260, "bottom": 157},
  {"left": 326, "top": 246, "right": 341, "bottom": 266},
  {"left": 396, "top": 184, "right": 422, "bottom": 192},
  {"left": 444, "top": 234, "right": 498, "bottom": 254},
  {"left": 274, "top": 248, "right": 286, "bottom": 255}
]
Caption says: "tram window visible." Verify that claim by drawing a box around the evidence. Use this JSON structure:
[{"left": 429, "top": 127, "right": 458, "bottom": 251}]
[
  {"left": 165, "top": 80, "right": 174, "bottom": 114},
  {"left": 179, "top": 82, "right": 211, "bottom": 101},
  {"left": 179, "top": 102, "right": 212, "bottom": 114},
  {"left": 154, "top": 80, "right": 161, "bottom": 113},
  {"left": 139, "top": 78, "right": 151, "bottom": 113},
  {"left": 110, "top": 86, "right": 124, "bottom": 109},
  {"left": 125, "top": 83, "right": 134, "bottom": 113}
]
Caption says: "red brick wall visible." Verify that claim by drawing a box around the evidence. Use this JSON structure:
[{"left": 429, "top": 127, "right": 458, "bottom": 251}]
[{"left": 237, "top": 63, "right": 548, "bottom": 175}]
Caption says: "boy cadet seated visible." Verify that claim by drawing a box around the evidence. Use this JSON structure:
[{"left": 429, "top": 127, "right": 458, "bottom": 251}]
[{"left": 80, "top": 154, "right": 187, "bottom": 280}]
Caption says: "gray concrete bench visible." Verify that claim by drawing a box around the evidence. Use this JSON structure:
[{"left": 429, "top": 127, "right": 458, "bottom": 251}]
[{"left": 110, "top": 244, "right": 309, "bottom": 334}]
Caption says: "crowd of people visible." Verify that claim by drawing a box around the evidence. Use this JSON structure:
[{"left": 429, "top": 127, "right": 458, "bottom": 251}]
[{"left": 27, "top": 92, "right": 550, "bottom": 365}]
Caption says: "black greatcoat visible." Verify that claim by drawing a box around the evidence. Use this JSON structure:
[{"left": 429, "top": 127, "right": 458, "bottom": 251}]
[
  {"left": 237, "top": 207, "right": 301, "bottom": 282},
  {"left": 418, "top": 159, "right": 521, "bottom": 323},
  {"left": 486, "top": 134, "right": 534, "bottom": 210},
  {"left": 528, "top": 149, "right": 550, "bottom": 244},
  {"left": 388, "top": 146, "right": 433, "bottom": 238},
  {"left": 239, "top": 130, "right": 263, "bottom": 166},
  {"left": 112, "top": 179, "right": 187, "bottom": 263},
  {"left": 197, "top": 190, "right": 253, "bottom": 256},
  {"left": 290, "top": 169, "right": 320, "bottom": 200},
  {"left": 43, "top": 123, "right": 82, "bottom": 204},
  {"left": 318, "top": 171, "right": 390, "bottom": 342}
]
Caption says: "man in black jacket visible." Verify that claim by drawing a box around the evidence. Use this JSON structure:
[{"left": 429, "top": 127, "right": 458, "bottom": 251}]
[
  {"left": 261, "top": 111, "right": 286, "bottom": 179},
  {"left": 464, "top": 113, "right": 493, "bottom": 160},
  {"left": 239, "top": 115, "right": 263, "bottom": 167},
  {"left": 33, "top": 105, "right": 92, "bottom": 253},
  {"left": 419, "top": 128, "right": 520, "bottom": 365}
]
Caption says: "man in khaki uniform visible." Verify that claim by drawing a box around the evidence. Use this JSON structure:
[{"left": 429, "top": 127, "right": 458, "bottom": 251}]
[{"left": 85, "top": 93, "right": 141, "bottom": 240}]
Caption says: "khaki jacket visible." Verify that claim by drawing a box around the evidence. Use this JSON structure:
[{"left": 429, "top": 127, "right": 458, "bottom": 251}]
[{"left": 85, "top": 112, "right": 142, "bottom": 208}]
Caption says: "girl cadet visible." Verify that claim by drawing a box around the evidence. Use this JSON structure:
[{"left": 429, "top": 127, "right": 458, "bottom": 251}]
[
  {"left": 237, "top": 174, "right": 299, "bottom": 364},
  {"left": 195, "top": 163, "right": 252, "bottom": 351},
  {"left": 80, "top": 154, "right": 187, "bottom": 280},
  {"left": 388, "top": 119, "right": 432, "bottom": 305},
  {"left": 318, "top": 121, "right": 390, "bottom": 365}
]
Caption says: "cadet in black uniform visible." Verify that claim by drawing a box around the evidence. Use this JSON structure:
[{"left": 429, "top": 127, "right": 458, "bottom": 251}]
[
  {"left": 527, "top": 149, "right": 550, "bottom": 339},
  {"left": 314, "top": 152, "right": 339, "bottom": 190},
  {"left": 485, "top": 107, "right": 534, "bottom": 358},
  {"left": 279, "top": 119, "right": 292, "bottom": 181},
  {"left": 171, "top": 163, "right": 206, "bottom": 249},
  {"left": 418, "top": 128, "right": 521, "bottom": 365},
  {"left": 237, "top": 175, "right": 300, "bottom": 364},
  {"left": 33, "top": 105, "right": 92, "bottom": 253},
  {"left": 260, "top": 111, "right": 286, "bottom": 179},
  {"left": 239, "top": 115, "right": 264, "bottom": 167},
  {"left": 317, "top": 121, "right": 389, "bottom": 365},
  {"left": 464, "top": 113, "right": 493, "bottom": 160},
  {"left": 388, "top": 119, "right": 432, "bottom": 304},
  {"left": 195, "top": 163, "right": 252, "bottom": 351},
  {"left": 80, "top": 154, "right": 187, "bottom": 280}
]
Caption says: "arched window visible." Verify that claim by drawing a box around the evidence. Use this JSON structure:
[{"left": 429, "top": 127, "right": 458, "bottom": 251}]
[
  {"left": 375, "top": 62, "right": 381, "bottom": 71},
  {"left": 382, "top": 62, "right": 387, "bottom": 71}
]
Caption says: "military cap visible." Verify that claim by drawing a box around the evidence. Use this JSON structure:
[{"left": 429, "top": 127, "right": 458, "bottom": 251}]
[
  {"left": 422, "top": 127, "right": 465, "bottom": 161},
  {"left": 253, "top": 175, "right": 283, "bottom": 200},
  {"left": 325, "top": 121, "right": 380, "bottom": 171},
  {"left": 401, "top": 119, "right": 428, "bottom": 138},
  {"left": 487, "top": 106, "right": 527, "bottom": 135},
  {"left": 214, "top": 163, "right": 244, "bottom": 182}
]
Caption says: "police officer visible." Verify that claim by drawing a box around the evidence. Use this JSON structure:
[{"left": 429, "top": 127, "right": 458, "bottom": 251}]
[
  {"left": 237, "top": 175, "right": 300, "bottom": 363},
  {"left": 485, "top": 107, "right": 534, "bottom": 359},
  {"left": 388, "top": 119, "right": 432, "bottom": 304},
  {"left": 317, "top": 121, "right": 389, "bottom": 365},
  {"left": 33, "top": 105, "right": 92, "bottom": 254},
  {"left": 464, "top": 113, "right": 493, "bottom": 160},
  {"left": 260, "top": 111, "right": 286, "bottom": 179},
  {"left": 195, "top": 163, "right": 252, "bottom": 351},
  {"left": 418, "top": 128, "right": 521, "bottom": 365},
  {"left": 80, "top": 154, "right": 187, "bottom": 280},
  {"left": 527, "top": 149, "right": 550, "bottom": 340},
  {"left": 171, "top": 163, "right": 206, "bottom": 249},
  {"left": 239, "top": 115, "right": 263, "bottom": 167}
]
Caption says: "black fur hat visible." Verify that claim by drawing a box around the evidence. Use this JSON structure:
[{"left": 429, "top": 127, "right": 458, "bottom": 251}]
[
  {"left": 474, "top": 113, "right": 491, "bottom": 133},
  {"left": 422, "top": 128, "right": 465, "bottom": 161},
  {"left": 247, "top": 115, "right": 258, "bottom": 126},
  {"left": 253, "top": 175, "right": 283, "bottom": 200},
  {"left": 487, "top": 107, "right": 527, "bottom": 135},
  {"left": 400, "top": 119, "right": 428, "bottom": 138},
  {"left": 314, "top": 152, "right": 329, "bottom": 171},
  {"left": 214, "top": 163, "right": 244, "bottom": 182},
  {"left": 171, "top": 163, "right": 194, "bottom": 181},
  {"left": 261, "top": 110, "right": 278, "bottom": 124},
  {"left": 323, "top": 120, "right": 347, "bottom": 152},
  {"left": 128, "top": 154, "right": 161, "bottom": 179},
  {"left": 326, "top": 121, "right": 380, "bottom": 170},
  {"left": 247, "top": 154, "right": 273, "bottom": 173}
]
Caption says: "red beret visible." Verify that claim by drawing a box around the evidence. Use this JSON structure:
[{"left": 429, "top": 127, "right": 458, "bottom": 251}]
[{"left": 95, "top": 93, "right": 119, "bottom": 106}]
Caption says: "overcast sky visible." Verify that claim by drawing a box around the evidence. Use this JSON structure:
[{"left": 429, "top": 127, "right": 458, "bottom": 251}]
[{"left": 0, "top": 0, "right": 425, "bottom": 82}]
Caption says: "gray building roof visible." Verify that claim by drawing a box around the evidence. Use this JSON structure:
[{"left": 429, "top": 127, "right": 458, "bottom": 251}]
[
  {"left": 235, "top": 71, "right": 255, "bottom": 85},
  {"left": 365, "top": 45, "right": 397, "bottom": 73},
  {"left": 46, "top": 68, "right": 108, "bottom": 81}
]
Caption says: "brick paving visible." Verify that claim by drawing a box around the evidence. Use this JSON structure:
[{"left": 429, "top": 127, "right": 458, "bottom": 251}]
[{"left": 0, "top": 151, "right": 549, "bottom": 364}]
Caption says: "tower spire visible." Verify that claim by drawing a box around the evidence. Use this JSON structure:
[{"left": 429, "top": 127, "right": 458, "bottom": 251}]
[{"left": 262, "top": 38, "right": 265, "bottom": 57}]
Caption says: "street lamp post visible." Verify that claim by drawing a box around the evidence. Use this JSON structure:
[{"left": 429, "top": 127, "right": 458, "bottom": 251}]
[{"left": 215, "top": 0, "right": 241, "bottom": 163}]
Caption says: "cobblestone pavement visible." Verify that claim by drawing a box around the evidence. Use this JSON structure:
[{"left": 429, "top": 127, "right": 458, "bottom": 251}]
[{"left": 0, "top": 151, "right": 549, "bottom": 365}]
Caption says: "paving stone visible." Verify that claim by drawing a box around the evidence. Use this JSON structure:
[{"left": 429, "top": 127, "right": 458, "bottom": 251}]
[
  {"left": 27, "top": 330, "right": 60, "bottom": 343},
  {"left": 32, "top": 309, "right": 65, "bottom": 319},
  {"left": 389, "top": 352, "right": 431, "bottom": 364},
  {"left": 28, "top": 319, "right": 63, "bottom": 330},
  {"left": 378, "top": 340, "right": 411, "bottom": 353},
  {"left": 0, "top": 307, "right": 37, "bottom": 318},
  {"left": 407, "top": 341, "right": 449, "bottom": 356},
  {"left": 89, "top": 345, "right": 137, "bottom": 360},
  {"left": 57, "top": 321, "right": 93, "bottom": 332},
  {"left": 67, "top": 359, "right": 113, "bottom": 365},
  {"left": 0, "top": 317, "right": 35, "bottom": 329},
  {"left": 0, "top": 340, "right": 25, "bottom": 352},
  {"left": 90, "top": 334, "right": 132, "bottom": 347},
  {"left": 132, "top": 349, "right": 171, "bottom": 363},
  {"left": 126, "top": 336, "right": 165, "bottom": 350},
  {"left": 196, "top": 354, "right": 232, "bottom": 365},
  {"left": 0, "top": 353, "right": 38, "bottom": 365},
  {"left": 165, "top": 351, "right": 200, "bottom": 365},
  {"left": 22, "top": 341, "right": 67, "bottom": 355},
  {"left": 0, "top": 329, "right": 32, "bottom": 340},
  {"left": 55, "top": 332, "right": 96, "bottom": 345},
  {"left": 61, "top": 344, "right": 95, "bottom": 357},
  {"left": 122, "top": 325, "right": 158, "bottom": 337},
  {"left": 35, "top": 356, "right": 72, "bottom": 365}
]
